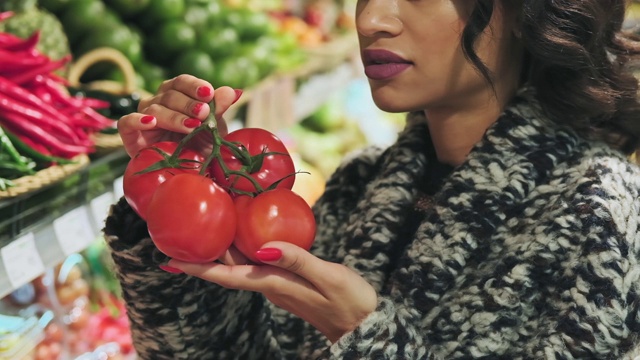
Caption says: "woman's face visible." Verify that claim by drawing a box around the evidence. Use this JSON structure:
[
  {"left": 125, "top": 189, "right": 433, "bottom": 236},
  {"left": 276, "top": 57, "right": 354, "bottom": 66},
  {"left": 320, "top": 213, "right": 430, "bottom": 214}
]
[{"left": 356, "top": 0, "right": 522, "bottom": 113}]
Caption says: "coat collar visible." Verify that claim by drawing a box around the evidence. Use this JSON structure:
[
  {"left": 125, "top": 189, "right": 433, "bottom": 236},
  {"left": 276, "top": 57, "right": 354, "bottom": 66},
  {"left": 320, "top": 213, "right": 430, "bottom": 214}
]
[{"left": 340, "top": 90, "right": 586, "bottom": 297}]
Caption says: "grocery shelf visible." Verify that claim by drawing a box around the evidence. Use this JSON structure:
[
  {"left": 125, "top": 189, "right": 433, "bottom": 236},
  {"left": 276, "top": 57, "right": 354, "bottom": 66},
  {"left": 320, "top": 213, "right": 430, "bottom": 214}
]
[
  {"left": 0, "top": 149, "right": 129, "bottom": 299},
  {"left": 0, "top": 33, "right": 361, "bottom": 299}
]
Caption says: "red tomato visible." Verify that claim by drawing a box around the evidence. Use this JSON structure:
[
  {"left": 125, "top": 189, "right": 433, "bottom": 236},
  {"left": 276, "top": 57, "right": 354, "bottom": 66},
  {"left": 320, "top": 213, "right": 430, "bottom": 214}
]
[
  {"left": 146, "top": 173, "right": 236, "bottom": 263},
  {"left": 209, "top": 128, "right": 296, "bottom": 194},
  {"left": 234, "top": 188, "right": 316, "bottom": 263},
  {"left": 123, "top": 141, "right": 204, "bottom": 220}
]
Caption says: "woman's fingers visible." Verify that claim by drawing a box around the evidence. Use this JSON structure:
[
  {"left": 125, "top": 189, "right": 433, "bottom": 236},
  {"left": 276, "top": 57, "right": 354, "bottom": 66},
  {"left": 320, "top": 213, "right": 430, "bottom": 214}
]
[
  {"left": 218, "top": 245, "right": 253, "bottom": 266},
  {"left": 154, "top": 74, "right": 215, "bottom": 103},
  {"left": 253, "top": 241, "right": 341, "bottom": 291},
  {"left": 117, "top": 74, "right": 242, "bottom": 156},
  {"left": 168, "top": 258, "right": 321, "bottom": 300}
]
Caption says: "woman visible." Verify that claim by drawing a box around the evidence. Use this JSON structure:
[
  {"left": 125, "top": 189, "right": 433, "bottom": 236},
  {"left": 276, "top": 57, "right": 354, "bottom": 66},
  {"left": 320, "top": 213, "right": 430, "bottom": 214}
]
[{"left": 105, "top": 0, "right": 640, "bottom": 358}]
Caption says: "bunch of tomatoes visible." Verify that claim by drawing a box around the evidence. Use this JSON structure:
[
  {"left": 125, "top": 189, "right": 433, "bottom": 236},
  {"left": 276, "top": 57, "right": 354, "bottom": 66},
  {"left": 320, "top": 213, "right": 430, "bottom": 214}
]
[{"left": 122, "top": 122, "right": 316, "bottom": 264}]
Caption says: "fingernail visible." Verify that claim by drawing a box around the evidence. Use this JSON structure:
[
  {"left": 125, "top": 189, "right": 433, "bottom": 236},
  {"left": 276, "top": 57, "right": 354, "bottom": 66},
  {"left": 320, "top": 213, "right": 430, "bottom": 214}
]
[
  {"left": 192, "top": 102, "right": 204, "bottom": 116},
  {"left": 232, "top": 89, "right": 243, "bottom": 105},
  {"left": 184, "top": 118, "right": 201, "bottom": 128},
  {"left": 255, "top": 248, "right": 282, "bottom": 262},
  {"left": 140, "top": 115, "right": 155, "bottom": 124},
  {"left": 197, "top": 86, "right": 212, "bottom": 98},
  {"left": 159, "top": 265, "right": 183, "bottom": 274}
]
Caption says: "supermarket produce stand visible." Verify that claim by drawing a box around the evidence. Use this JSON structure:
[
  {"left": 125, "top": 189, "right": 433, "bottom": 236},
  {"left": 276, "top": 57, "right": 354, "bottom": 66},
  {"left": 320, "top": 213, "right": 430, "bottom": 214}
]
[{"left": 0, "top": 31, "right": 361, "bottom": 300}]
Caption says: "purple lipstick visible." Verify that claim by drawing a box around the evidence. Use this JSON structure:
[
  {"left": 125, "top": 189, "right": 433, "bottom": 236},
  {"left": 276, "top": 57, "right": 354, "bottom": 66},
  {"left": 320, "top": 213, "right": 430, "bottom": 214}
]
[{"left": 362, "top": 49, "right": 412, "bottom": 80}]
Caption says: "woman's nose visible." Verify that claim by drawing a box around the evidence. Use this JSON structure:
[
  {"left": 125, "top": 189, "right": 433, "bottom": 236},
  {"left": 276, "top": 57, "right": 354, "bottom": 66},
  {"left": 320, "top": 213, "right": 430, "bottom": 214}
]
[{"left": 356, "top": 0, "right": 402, "bottom": 38}]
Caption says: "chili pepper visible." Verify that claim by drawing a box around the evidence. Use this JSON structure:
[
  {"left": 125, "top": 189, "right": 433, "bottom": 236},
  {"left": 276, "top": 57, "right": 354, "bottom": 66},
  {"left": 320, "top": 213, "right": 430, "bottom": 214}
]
[
  {"left": 0, "top": 94, "right": 83, "bottom": 144},
  {"left": 3, "top": 128, "right": 74, "bottom": 165},
  {"left": 0, "top": 158, "right": 35, "bottom": 178},
  {"left": 0, "top": 48, "right": 48, "bottom": 65},
  {"left": 0, "top": 77, "right": 70, "bottom": 124},
  {"left": 74, "top": 97, "right": 111, "bottom": 110},
  {"left": 0, "top": 177, "right": 14, "bottom": 191},
  {"left": 0, "top": 60, "right": 48, "bottom": 74},
  {"left": 0, "top": 111, "right": 91, "bottom": 158},
  {"left": 2, "top": 31, "right": 40, "bottom": 52},
  {"left": 8, "top": 54, "right": 71, "bottom": 85},
  {"left": 29, "top": 74, "right": 84, "bottom": 108},
  {"left": 68, "top": 87, "right": 141, "bottom": 118},
  {"left": 64, "top": 113, "right": 109, "bottom": 131},
  {"left": 15, "top": 75, "right": 113, "bottom": 130},
  {"left": 47, "top": 72, "right": 69, "bottom": 86},
  {"left": 0, "top": 124, "right": 29, "bottom": 168},
  {"left": 78, "top": 106, "right": 116, "bottom": 128},
  {"left": 0, "top": 32, "right": 23, "bottom": 49}
]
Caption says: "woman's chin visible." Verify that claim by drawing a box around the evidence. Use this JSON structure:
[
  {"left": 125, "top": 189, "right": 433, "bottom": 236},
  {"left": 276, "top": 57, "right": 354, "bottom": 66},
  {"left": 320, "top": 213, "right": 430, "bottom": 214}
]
[{"left": 372, "top": 97, "right": 419, "bottom": 114}]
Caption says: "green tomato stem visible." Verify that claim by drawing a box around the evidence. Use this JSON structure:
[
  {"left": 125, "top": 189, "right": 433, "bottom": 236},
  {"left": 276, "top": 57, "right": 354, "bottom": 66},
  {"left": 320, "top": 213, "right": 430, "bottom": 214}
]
[{"left": 191, "top": 101, "right": 265, "bottom": 194}]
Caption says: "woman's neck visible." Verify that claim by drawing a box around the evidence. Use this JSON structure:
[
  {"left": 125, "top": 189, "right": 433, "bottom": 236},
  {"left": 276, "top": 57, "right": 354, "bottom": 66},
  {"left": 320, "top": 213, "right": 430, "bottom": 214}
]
[{"left": 424, "top": 87, "right": 515, "bottom": 167}]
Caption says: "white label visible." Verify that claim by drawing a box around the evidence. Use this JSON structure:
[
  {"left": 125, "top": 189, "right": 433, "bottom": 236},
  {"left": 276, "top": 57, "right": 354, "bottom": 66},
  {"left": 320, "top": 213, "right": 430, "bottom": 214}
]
[
  {"left": 1, "top": 233, "right": 45, "bottom": 289},
  {"left": 53, "top": 207, "right": 96, "bottom": 256},
  {"left": 113, "top": 176, "right": 124, "bottom": 200},
  {"left": 90, "top": 191, "right": 115, "bottom": 231}
]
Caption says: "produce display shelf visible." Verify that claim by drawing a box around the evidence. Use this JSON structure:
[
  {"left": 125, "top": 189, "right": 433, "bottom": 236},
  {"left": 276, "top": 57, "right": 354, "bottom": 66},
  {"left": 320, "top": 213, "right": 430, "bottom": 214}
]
[
  {"left": 0, "top": 149, "right": 129, "bottom": 299},
  {"left": 0, "top": 33, "right": 362, "bottom": 299}
]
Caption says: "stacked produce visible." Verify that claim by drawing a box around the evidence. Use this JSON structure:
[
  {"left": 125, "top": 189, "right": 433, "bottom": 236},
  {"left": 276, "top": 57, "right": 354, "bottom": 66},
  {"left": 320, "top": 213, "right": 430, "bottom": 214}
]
[
  {"left": 37, "top": 0, "right": 309, "bottom": 93},
  {"left": 0, "top": 11, "right": 115, "bottom": 191},
  {"left": 1, "top": 253, "right": 134, "bottom": 359}
]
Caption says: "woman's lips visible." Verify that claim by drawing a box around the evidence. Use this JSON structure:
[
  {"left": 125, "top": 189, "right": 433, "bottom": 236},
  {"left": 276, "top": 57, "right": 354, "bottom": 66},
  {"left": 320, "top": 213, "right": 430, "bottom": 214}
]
[{"left": 362, "top": 49, "right": 412, "bottom": 81}]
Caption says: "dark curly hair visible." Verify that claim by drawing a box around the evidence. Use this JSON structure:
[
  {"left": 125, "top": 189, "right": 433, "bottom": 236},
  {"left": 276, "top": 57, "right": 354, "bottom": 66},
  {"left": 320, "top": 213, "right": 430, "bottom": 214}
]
[{"left": 462, "top": 0, "right": 640, "bottom": 154}]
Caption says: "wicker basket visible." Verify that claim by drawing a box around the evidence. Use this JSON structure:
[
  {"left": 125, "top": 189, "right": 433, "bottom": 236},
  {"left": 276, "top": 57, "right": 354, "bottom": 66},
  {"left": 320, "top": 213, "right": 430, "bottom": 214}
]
[
  {"left": 67, "top": 47, "right": 152, "bottom": 150},
  {"left": 0, "top": 154, "right": 90, "bottom": 199}
]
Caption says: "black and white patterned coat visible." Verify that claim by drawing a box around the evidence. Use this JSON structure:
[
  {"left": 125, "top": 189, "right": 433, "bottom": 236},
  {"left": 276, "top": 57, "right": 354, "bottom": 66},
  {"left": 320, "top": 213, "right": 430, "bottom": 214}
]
[{"left": 104, "top": 92, "right": 640, "bottom": 359}]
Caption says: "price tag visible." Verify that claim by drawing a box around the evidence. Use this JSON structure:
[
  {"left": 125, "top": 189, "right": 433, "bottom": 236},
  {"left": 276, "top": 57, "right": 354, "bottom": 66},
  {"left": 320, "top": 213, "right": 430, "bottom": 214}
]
[
  {"left": 53, "top": 207, "right": 95, "bottom": 256},
  {"left": 1, "top": 233, "right": 45, "bottom": 289},
  {"left": 89, "top": 191, "right": 115, "bottom": 231},
  {"left": 113, "top": 176, "right": 124, "bottom": 200}
]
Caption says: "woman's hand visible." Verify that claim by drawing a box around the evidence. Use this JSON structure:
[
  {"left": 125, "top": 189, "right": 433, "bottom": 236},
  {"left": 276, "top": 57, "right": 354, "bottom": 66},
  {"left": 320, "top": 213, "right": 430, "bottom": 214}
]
[
  {"left": 167, "top": 241, "right": 378, "bottom": 343},
  {"left": 117, "top": 74, "right": 242, "bottom": 157}
]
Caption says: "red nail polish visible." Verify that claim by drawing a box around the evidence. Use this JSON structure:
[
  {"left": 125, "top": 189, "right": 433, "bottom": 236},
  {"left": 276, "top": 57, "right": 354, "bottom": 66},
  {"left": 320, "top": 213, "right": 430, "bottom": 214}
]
[
  {"left": 197, "top": 86, "right": 212, "bottom": 98},
  {"left": 192, "top": 102, "right": 204, "bottom": 115},
  {"left": 159, "top": 265, "right": 183, "bottom": 274},
  {"left": 255, "top": 248, "right": 282, "bottom": 262},
  {"left": 141, "top": 115, "right": 155, "bottom": 124},
  {"left": 232, "top": 89, "right": 243, "bottom": 105},
  {"left": 184, "top": 118, "right": 201, "bottom": 128}
]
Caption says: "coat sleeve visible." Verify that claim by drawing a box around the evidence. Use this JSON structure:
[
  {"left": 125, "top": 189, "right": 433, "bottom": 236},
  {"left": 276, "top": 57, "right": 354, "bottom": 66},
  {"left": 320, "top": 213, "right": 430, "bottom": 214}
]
[
  {"left": 103, "top": 197, "right": 298, "bottom": 360},
  {"left": 327, "top": 157, "right": 640, "bottom": 359}
]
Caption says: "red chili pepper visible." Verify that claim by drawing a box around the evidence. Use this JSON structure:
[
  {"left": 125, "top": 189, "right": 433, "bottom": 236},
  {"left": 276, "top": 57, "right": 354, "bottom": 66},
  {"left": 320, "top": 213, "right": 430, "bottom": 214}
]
[
  {"left": 29, "top": 74, "right": 83, "bottom": 108},
  {"left": 65, "top": 113, "right": 106, "bottom": 130},
  {"left": 79, "top": 106, "right": 116, "bottom": 128},
  {"left": 7, "top": 54, "right": 71, "bottom": 85},
  {"left": 47, "top": 72, "right": 69, "bottom": 86},
  {"left": 0, "top": 47, "right": 48, "bottom": 63},
  {"left": 28, "top": 76, "right": 113, "bottom": 129},
  {"left": 0, "top": 94, "right": 84, "bottom": 145},
  {"left": 74, "top": 97, "right": 111, "bottom": 109},
  {"left": 0, "top": 77, "right": 76, "bottom": 129},
  {"left": 0, "top": 53, "right": 48, "bottom": 73},
  {"left": 0, "top": 111, "right": 91, "bottom": 158},
  {"left": 2, "top": 31, "right": 40, "bottom": 52},
  {"left": 0, "top": 32, "right": 23, "bottom": 49}
]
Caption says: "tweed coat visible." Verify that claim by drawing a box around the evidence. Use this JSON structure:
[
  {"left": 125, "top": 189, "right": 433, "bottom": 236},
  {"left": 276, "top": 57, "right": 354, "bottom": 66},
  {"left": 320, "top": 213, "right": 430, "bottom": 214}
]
[{"left": 104, "top": 90, "right": 640, "bottom": 359}]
